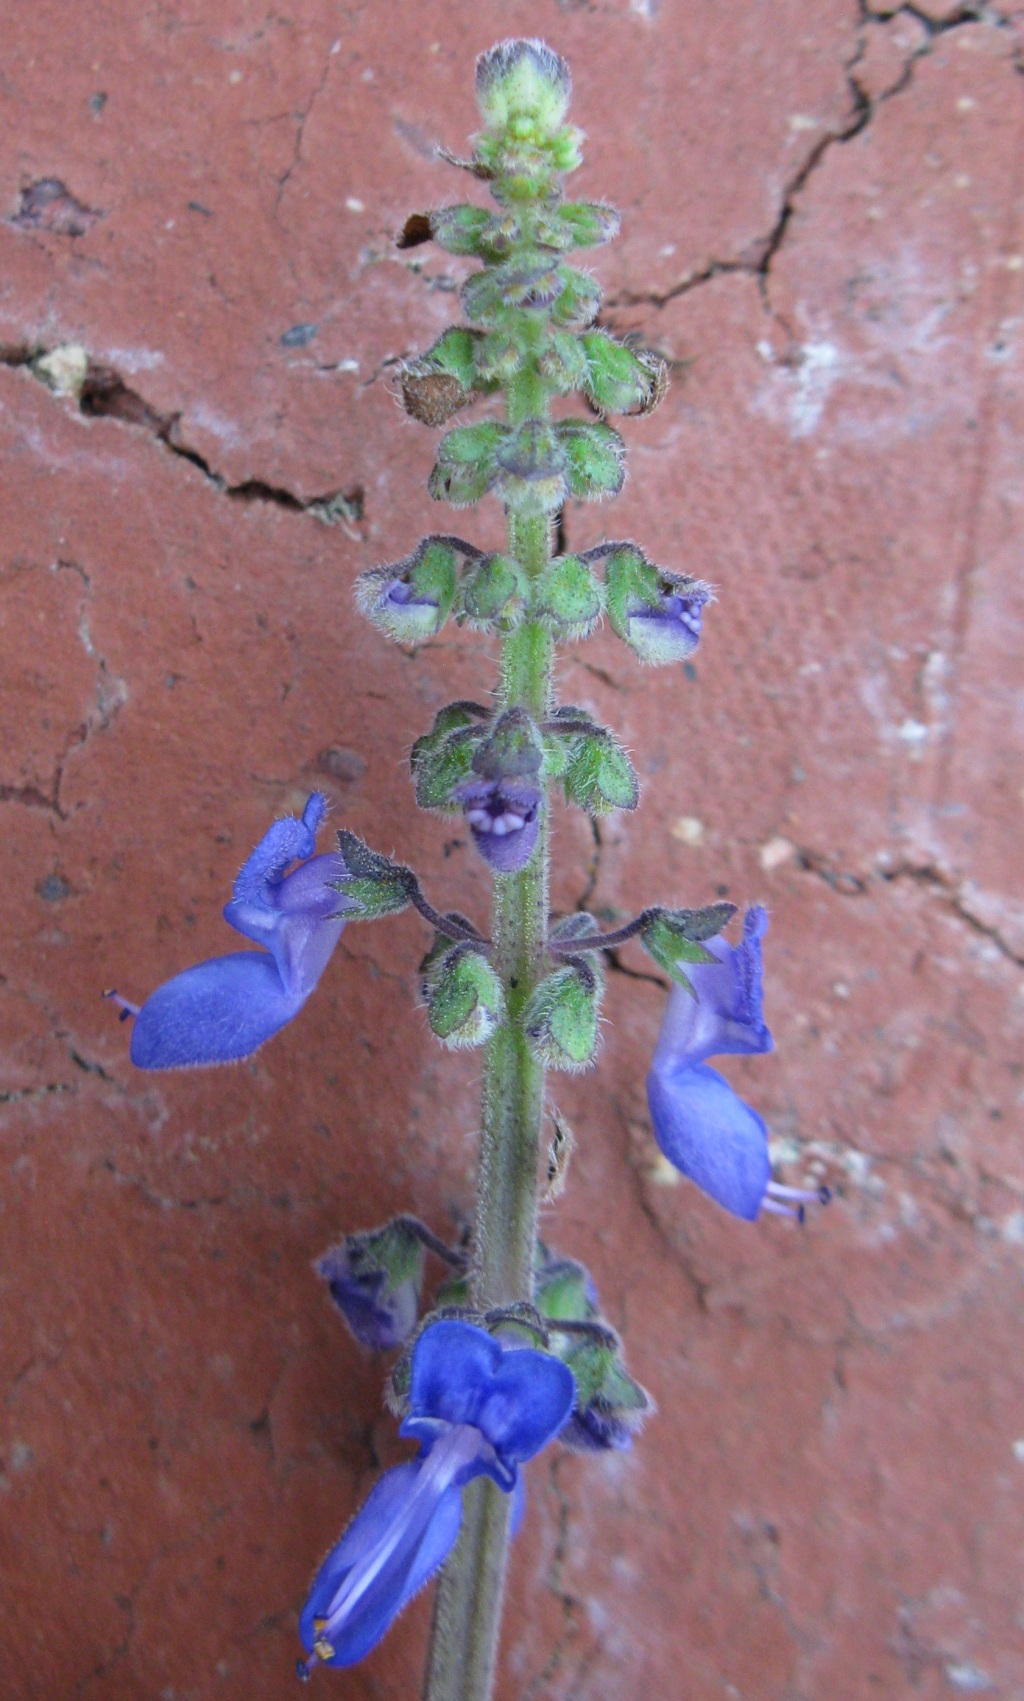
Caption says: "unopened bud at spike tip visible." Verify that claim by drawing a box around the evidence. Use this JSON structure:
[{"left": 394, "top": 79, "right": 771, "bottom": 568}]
[{"left": 475, "top": 40, "right": 572, "bottom": 136}]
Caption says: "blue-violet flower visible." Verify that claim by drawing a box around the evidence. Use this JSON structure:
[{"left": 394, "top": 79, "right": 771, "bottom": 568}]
[
  {"left": 646, "top": 907, "right": 827, "bottom": 1220},
  {"left": 109, "top": 793, "right": 352, "bottom": 1069},
  {"left": 298, "top": 1319, "right": 574, "bottom": 1676}
]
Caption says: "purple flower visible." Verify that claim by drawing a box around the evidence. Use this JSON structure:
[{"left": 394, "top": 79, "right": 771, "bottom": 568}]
[
  {"left": 316, "top": 1218, "right": 435, "bottom": 1352},
  {"left": 646, "top": 909, "right": 827, "bottom": 1221},
  {"left": 560, "top": 1403, "right": 634, "bottom": 1453},
  {"left": 316, "top": 1246, "right": 420, "bottom": 1353},
  {"left": 298, "top": 1320, "right": 574, "bottom": 1676},
  {"left": 453, "top": 774, "right": 542, "bottom": 874},
  {"left": 108, "top": 794, "right": 352, "bottom": 1069},
  {"left": 628, "top": 580, "right": 709, "bottom": 664}
]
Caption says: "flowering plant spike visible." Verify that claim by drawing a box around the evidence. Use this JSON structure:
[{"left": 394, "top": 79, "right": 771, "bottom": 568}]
[{"left": 110, "top": 37, "right": 829, "bottom": 1699}]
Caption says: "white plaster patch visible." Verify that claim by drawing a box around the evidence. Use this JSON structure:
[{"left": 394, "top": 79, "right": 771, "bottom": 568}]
[
  {"left": 759, "top": 835, "right": 795, "bottom": 871},
  {"left": 185, "top": 402, "right": 243, "bottom": 449},
  {"left": 34, "top": 344, "right": 89, "bottom": 398},
  {"left": 671, "top": 815, "right": 704, "bottom": 846},
  {"left": 103, "top": 346, "right": 165, "bottom": 373},
  {"left": 945, "top": 1664, "right": 992, "bottom": 1693}
]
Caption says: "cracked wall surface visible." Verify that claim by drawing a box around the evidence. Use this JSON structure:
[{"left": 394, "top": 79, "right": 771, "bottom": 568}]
[{"left": 1, "top": 3, "right": 1023, "bottom": 1699}]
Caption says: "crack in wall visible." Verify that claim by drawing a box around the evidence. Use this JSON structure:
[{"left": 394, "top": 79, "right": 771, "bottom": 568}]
[
  {"left": 1, "top": 559, "right": 127, "bottom": 819},
  {"left": 604, "top": 3, "right": 1021, "bottom": 334},
  {"left": 0, "top": 344, "right": 365, "bottom": 530},
  {"left": 789, "top": 844, "right": 1024, "bottom": 967}
]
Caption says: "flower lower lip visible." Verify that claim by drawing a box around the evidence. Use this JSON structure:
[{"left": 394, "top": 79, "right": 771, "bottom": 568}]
[{"left": 465, "top": 810, "right": 526, "bottom": 835}]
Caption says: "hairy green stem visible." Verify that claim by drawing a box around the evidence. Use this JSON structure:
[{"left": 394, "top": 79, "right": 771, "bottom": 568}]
[{"left": 422, "top": 505, "right": 554, "bottom": 1701}]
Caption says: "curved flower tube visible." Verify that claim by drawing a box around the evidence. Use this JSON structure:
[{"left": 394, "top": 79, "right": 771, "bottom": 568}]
[
  {"left": 298, "top": 1320, "right": 575, "bottom": 1676},
  {"left": 108, "top": 793, "right": 352, "bottom": 1069},
  {"left": 647, "top": 908, "right": 827, "bottom": 1221}
]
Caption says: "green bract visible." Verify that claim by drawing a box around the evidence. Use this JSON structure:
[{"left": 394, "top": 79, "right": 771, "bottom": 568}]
[
  {"left": 562, "top": 727, "right": 639, "bottom": 814},
  {"left": 411, "top": 702, "right": 488, "bottom": 812},
  {"left": 523, "top": 960, "right": 603, "bottom": 1071},
  {"left": 429, "top": 422, "right": 507, "bottom": 507},
  {"left": 535, "top": 555, "right": 602, "bottom": 638},
  {"left": 354, "top": 539, "right": 459, "bottom": 643},
  {"left": 557, "top": 420, "right": 626, "bottom": 500},
  {"left": 639, "top": 902, "right": 737, "bottom": 989},
  {"left": 332, "top": 833, "right": 412, "bottom": 920},
  {"left": 423, "top": 943, "right": 506, "bottom": 1049}
]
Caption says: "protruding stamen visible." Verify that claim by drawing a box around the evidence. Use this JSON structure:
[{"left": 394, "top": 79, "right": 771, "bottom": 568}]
[
  {"left": 763, "top": 1179, "right": 832, "bottom": 1223},
  {"left": 103, "top": 989, "right": 140, "bottom": 1021}
]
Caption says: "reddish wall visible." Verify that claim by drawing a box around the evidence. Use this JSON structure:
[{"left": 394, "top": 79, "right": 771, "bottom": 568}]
[{"left": 2, "top": 4, "right": 1023, "bottom": 1697}]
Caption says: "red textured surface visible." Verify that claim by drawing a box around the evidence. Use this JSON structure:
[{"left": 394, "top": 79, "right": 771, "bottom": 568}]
[{"left": 2, "top": 6, "right": 1023, "bottom": 1699}]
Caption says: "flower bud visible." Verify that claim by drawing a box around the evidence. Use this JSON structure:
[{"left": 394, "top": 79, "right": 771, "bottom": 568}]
[
  {"left": 428, "top": 204, "right": 499, "bottom": 257},
  {"left": 475, "top": 39, "right": 572, "bottom": 137},
  {"left": 535, "top": 554, "right": 603, "bottom": 639},
  {"left": 461, "top": 257, "right": 563, "bottom": 323},
  {"left": 491, "top": 419, "right": 568, "bottom": 515},
  {"left": 461, "top": 552, "right": 526, "bottom": 629},
  {"left": 554, "top": 202, "right": 621, "bottom": 249},
  {"left": 471, "top": 333, "right": 523, "bottom": 388},
  {"left": 579, "top": 332, "right": 668, "bottom": 416},
  {"left": 428, "top": 422, "right": 506, "bottom": 508},
  {"left": 410, "top": 701, "right": 489, "bottom": 812},
  {"left": 355, "top": 539, "right": 458, "bottom": 642},
  {"left": 422, "top": 941, "right": 506, "bottom": 1049},
  {"left": 604, "top": 544, "right": 712, "bottom": 665},
  {"left": 536, "top": 330, "right": 589, "bottom": 395},
  {"left": 535, "top": 1254, "right": 596, "bottom": 1321},
  {"left": 549, "top": 267, "right": 602, "bottom": 330},
  {"left": 316, "top": 1219, "right": 426, "bottom": 1351},
  {"left": 556, "top": 420, "right": 625, "bottom": 501},
  {"left": 523, "top": 959, "right": 602, "bottom": 1071},
  {"left": 558, "top": 1345, "right": 650, "bottom": 1453}
]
